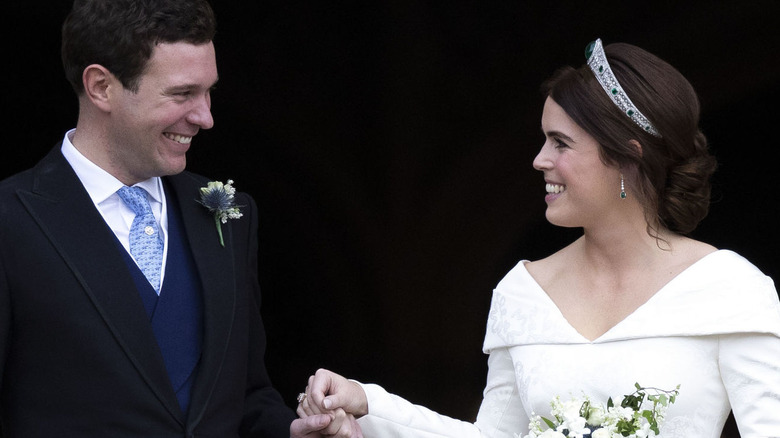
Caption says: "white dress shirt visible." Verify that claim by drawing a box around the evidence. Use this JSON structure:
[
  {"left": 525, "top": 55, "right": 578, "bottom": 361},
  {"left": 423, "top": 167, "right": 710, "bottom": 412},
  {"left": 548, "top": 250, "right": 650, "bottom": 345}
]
[{"left": 60, "top": 128, "right": 169, "bottom": 293}]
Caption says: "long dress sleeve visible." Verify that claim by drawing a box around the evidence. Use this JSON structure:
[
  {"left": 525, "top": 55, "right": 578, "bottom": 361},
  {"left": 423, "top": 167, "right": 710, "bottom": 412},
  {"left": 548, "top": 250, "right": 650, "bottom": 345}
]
[
  {"left": 475, "top": 348, "right": 527, "bottom": 437},
  {"left": 355, "top": 349, "right": 522, "bottom": 438},
  {"left": 719, "top": 333, "right": 780, "bottom": 438}
]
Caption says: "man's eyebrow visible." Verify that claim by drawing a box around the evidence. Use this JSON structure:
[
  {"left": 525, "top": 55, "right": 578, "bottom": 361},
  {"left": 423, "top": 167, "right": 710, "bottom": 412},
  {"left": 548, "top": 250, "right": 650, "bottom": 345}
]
[{"left": 165, "top": 78, "right": 219, "bottom": 93}]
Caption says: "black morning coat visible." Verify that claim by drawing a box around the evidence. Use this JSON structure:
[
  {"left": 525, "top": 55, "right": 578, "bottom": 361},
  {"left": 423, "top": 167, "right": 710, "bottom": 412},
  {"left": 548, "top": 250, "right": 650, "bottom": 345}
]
[{"left": 0, "top": 146, "right": 295, "bottom": 437}]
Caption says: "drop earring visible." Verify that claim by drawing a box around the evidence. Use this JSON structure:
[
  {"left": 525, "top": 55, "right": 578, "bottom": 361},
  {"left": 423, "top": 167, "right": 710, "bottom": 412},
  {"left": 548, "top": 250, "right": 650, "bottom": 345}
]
[{"left": 620, "top": 174, "right": 627, "bottom": 199}]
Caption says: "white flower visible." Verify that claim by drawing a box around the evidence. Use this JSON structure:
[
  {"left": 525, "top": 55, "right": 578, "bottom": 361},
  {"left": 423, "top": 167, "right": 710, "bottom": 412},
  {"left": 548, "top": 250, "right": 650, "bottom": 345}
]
[
  {"left": 611, "top": 405, "right": 635, "bottom": 421},
  {"left": 538, "top": 430, "right": 567, "bottom": 438},
  {"left": 591, "top": 428, "right": 612, "bottom": 438},
  {"left": 585, "top": 403, "right": 607, "bottom": 426},
  {"left": 560, "top": 399, "right": 583, "bottom": 422},
  {"left": 547, "top": 397, "right": 589, "bottom": 438},
  {"left": 523, "top": 413, "right": 545, "bottom": 438},
  {"left": 559, "top": 418, "right": 589, "bottom": 438},
  {"left": 634, "top": 422, "right": 654, "bottom": 438}
]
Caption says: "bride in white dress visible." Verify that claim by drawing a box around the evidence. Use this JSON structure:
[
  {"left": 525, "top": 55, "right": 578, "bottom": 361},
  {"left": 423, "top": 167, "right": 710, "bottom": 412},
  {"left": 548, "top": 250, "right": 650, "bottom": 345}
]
[{"left": 295, "top": 38, "right": 780, "bottom": 438}]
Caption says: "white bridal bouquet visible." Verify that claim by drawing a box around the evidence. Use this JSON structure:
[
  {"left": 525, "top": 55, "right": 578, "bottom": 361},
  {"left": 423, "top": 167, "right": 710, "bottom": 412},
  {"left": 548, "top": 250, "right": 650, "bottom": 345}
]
[{"left": 520, "top": 383, "right": 680, "bottom": 438}]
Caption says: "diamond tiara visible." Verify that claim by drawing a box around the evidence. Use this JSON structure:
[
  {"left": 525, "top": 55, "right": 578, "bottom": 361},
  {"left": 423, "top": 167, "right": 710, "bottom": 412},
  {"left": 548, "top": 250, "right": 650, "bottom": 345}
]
[{"left": 585, "top": 38, "right": 661, "bottom": 138}]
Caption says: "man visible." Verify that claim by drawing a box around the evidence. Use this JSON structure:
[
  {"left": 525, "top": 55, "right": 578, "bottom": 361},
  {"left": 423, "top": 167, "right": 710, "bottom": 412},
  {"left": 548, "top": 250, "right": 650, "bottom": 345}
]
[{"left": 0, "top": 0, "right": 356, "bottom": 436}]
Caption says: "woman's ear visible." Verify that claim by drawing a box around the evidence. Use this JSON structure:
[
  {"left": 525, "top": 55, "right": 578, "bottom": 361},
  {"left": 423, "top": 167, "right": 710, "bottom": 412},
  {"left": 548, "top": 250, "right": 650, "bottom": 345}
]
[
  {"left": 82, "top": 64, "right": 116, "bottom": 112},
  {"left": 629, "top": 139, "right": 643, "bottom": 158}
]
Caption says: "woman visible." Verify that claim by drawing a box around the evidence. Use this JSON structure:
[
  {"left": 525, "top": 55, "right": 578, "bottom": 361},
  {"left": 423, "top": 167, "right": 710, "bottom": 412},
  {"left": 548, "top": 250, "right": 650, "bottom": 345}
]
[{"left": 297, "top": 39, "right": 780, "bottom": 437}]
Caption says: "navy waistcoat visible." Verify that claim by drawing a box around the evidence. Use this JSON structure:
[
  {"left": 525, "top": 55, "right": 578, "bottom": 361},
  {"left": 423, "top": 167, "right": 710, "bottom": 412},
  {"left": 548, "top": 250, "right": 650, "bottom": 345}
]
[{"left": 119, "top": 189, "right": 204, "bottom": 418}]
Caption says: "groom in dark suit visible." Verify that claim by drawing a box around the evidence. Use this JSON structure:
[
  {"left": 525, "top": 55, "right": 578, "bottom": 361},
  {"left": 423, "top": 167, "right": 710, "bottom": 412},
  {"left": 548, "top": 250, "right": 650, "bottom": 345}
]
[{"left": 0, "top": 0, "right": 359, "bottom": 437}]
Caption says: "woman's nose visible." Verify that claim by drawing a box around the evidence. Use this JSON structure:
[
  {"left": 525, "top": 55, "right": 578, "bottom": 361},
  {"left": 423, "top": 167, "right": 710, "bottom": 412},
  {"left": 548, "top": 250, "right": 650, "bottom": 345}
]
[{"left": 532, "top": 142, "right": 552, "bottom": 171}]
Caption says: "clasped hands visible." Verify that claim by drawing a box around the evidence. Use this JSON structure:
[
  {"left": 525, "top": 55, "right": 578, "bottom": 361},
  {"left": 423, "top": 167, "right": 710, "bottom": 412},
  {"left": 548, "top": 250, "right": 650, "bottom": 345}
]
[{"left": 290, "top": 369, "right": 367, "bottom": 438}]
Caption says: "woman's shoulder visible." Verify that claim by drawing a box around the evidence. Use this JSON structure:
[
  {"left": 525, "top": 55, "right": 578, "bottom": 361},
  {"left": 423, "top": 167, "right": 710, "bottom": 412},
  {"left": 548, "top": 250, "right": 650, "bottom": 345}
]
[
  {"left": 671, "top": 236, "right": 717, "bottom": 260},
  {"left": 686, "top": 246, "right": 771, "bottom": 281},
  {"left": 643, "top": 248, "right": 780, "bottom": 338},
  {"left": 525, "top": 238, "right": 576, "bottom": 267},
  {"left": 522, "top": 239, "right": 583, "bottom": 289}
]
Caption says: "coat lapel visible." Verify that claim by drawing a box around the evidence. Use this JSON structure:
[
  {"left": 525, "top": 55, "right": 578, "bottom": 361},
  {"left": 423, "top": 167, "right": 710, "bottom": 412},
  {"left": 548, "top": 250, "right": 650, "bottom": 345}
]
[
  {"left": 164, "top": 173, "right": 237, "bottom": 425},
  {"left": 18, "top": 147, "right": 184, "bottom": 422}
]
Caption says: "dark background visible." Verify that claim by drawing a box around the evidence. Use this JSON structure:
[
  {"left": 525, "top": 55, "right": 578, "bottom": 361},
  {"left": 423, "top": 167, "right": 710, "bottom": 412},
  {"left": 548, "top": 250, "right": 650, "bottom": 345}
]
[{"left": 4, "top": 1, "right": 779, "bottom": 435}]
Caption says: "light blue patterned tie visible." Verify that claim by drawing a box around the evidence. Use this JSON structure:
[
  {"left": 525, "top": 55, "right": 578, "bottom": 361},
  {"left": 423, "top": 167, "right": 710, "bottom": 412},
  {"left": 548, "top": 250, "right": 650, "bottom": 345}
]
[{"left": 117, "top": 186, "right": 163, "bottom": 294}]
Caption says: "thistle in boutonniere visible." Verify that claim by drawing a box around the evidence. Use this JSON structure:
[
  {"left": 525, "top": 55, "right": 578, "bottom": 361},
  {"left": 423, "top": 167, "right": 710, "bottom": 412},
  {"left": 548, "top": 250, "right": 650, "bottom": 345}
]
[{"left": 198, "top": 179, "right": 243, "bottom": 247}]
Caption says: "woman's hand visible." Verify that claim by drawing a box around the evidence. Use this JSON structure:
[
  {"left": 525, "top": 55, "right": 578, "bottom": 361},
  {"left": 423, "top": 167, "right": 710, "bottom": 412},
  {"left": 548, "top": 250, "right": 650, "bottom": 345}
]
[
  {"left": 295, "top": 368, "right": 366, "bottom": 437},
  {"left": 303, "top": 368, "right": 369, "bottom": 418}
]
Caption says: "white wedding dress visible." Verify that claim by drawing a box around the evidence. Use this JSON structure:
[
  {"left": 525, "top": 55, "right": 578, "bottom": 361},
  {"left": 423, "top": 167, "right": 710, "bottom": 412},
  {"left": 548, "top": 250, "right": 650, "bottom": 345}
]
[{"left": 356, "top": 250, "right": 780, "bottom": 438}]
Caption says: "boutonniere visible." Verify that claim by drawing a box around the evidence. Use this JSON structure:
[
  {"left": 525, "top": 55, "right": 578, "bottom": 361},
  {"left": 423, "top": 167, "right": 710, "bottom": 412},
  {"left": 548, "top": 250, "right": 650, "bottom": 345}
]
[{"left": 198, "top": 179, "right": 244, "bottom": 247}]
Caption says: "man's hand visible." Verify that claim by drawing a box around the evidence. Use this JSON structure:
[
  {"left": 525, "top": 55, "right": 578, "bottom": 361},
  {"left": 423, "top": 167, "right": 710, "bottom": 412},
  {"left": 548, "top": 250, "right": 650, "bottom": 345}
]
[
  {"left": 291, "top": 409, "right": 363, "bottom": 438},
  {"left": 290, "top": 415, "right": 331, "bottom": 438}
]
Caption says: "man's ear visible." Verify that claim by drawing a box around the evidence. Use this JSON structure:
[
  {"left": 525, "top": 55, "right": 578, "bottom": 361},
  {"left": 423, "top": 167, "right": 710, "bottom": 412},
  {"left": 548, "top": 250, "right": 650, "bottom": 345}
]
[{"left": 82, "top": 64, "right": 116, "bottom": 112}]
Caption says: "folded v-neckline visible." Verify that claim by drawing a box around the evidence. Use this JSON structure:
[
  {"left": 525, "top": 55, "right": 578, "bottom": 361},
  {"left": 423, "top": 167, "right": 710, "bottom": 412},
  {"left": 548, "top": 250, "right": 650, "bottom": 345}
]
[{"left": 521, "top": 250, "right": 722, "bottom": 343}]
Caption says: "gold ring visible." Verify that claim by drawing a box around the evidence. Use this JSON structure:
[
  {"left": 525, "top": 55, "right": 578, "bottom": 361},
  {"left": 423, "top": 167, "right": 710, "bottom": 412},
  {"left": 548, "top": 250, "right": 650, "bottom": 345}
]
[{"left": 297, "top": 392, "right": 307, "bottom": 404}]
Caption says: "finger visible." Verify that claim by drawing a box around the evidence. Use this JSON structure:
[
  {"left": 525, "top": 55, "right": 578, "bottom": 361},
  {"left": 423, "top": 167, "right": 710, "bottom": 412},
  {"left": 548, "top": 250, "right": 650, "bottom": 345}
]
[
  {"left": 321, "top": 408, "right": 353, "bottom": 437},
  {"left": 308, "top": 369, "right": 368, "bottom": 417},
  {"left": 349, "top": 414, "right": 364, "bottom": 438},
  {"left": 309, "top": 369, "right": 337, "bottom": 410},
  {"left": 296, "top": 390, "right": 311, "bottom": 415},
  {"left": 300, "top": 389, "right": 319, "bottom": 417},
  {"left": 304, "top": 377, "right": 325, "bottom": 415},
  {"left": 295, "top": 402, "right": 311, "bottom": 419},
  {"left": 290, "top": 414, "right": 331, "bottom": 436}
]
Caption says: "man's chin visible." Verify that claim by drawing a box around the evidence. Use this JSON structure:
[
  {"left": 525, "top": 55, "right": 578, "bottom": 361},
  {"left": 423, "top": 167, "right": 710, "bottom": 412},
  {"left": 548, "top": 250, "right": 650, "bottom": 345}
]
[{"left": 160, "top": 158, "right": 187, "bottom": 176}]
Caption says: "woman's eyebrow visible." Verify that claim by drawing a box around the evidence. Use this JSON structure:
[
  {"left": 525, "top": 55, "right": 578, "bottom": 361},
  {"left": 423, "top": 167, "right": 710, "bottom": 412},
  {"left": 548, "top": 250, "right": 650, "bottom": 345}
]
[{"left": 542, "top": 128, "right": 576, "bottom": 143}]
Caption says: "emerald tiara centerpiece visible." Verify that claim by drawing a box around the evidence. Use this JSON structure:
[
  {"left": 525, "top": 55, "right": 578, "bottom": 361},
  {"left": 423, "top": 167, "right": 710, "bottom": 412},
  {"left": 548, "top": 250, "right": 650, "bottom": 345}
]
[{"left": 586, "top": 38, "right": 662, "bottom": 138}]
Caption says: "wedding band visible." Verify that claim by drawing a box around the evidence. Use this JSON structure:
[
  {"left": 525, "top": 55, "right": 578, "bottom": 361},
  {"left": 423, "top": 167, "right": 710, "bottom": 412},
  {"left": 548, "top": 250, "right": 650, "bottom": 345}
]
[{"left": 297, "top": 392, "right": 307, "bottom": 404}]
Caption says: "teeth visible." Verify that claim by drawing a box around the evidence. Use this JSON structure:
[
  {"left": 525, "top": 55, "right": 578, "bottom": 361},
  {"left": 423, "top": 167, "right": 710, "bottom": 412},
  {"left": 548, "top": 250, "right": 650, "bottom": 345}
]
[
  {"left": 164, "top": 133, "right": 192, "bottom": 144},
  {"left": 546, "top": 183, "right": 565, "bottom": 194}
]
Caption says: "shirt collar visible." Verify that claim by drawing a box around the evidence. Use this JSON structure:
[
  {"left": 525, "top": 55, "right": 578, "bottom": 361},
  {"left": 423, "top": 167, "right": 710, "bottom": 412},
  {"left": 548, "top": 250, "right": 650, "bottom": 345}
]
[{"left": 61, "top": 129, "right": 164, "bottom": 205}]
